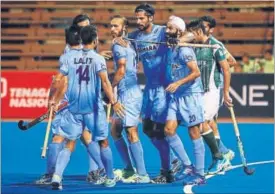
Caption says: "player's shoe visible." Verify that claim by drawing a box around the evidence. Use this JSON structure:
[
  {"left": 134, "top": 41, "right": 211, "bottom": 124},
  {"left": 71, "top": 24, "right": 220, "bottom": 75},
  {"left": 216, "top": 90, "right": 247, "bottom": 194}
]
[
  {"left": 86, "top": 168, "right": 106, "bottom": 185},
  {"left": 175, "top": 165, "right": 195, "bottom": 181},
  {"left": 171, "top": 159, "right": 183, "bottom": 175},
  {"left": 51, "top": 174, "right": 63, "bottom": 190},
  {"left": 122, "top": 173, "right": 150, "bottom": 183},
  {"left": 114, "top": 168, "right": 135, "bottom": 180},
  {"left": 207, "top": 157, "right": 228, "bottom": 175},
  {"left": 224, "top": 149, "right": 235, "bottom": 161},
  {"left": 103, "top": 174, "right": 120, "bottom": 187},
  {"left": 182, "top": 173, "right": 206, "bottom": 186},
  {"left": 35, "top": 173, "right": 53, "bottom": 184},
  {"left": 151, "top": 169, "right": 174, "bottom": 184}
]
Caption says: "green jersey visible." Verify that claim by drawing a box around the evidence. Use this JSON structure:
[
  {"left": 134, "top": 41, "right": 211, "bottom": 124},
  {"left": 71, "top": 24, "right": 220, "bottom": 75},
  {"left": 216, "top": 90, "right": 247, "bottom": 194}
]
[{"left": 195, "top": 36, "right": 226, "bottom": 92}]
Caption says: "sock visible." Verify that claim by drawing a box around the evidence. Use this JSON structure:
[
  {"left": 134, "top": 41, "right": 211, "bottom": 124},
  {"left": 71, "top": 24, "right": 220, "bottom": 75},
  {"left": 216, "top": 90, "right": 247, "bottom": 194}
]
[
  {"left": 151, "top": 138, "right": 170, "bottom": 171},
  {"left": 165, "top": 134, "right": 191, "bottom": 166},
  {"left": 88, "top": 154, "right": 98, "bottom": 172},
  {"left": 114, "top": 138, "right": 133, "bottom": 170},
  {"left": 218, "top": 139, "right": 229, "bottom": 154},
  {"left": 193, "top": 137, "right": 205, "bottom": 176},
  {"left": 55, "top": 148, "right": 71, "bottom": 177},
  {"left": 100, "top": 146, "right": 114, "bottom": 179},
  {"left": 202, "top": 130, "right": 222, "bottom": 159},
  {"left": 87, "top": 141, "right": 104, "bottom": 169},
  {"left": 170, "top": 149, "right": 178, "bottom": 163},
  {"left": 129, "top": 141, "right": 147, "bottom": 176},
  {"left": 47, "top": 142, "right": 64, "bottom": 174}
]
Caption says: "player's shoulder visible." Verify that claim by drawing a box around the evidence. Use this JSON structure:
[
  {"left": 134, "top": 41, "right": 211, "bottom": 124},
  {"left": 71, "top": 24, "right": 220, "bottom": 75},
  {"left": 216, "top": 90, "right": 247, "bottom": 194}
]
[
  {"left": 152, "top": 24, "right": 166, "bottom": 33},
  {"left": 112, "top": 43, "right": 125, "bottom": 51},
  {"left": 93, "top": 51, "right": 106, "bottom": 63},
  {"left": 179, "top": 46, "right": 194, "bottom": 54},
  {"left": 209, "top": 36, "right": 224, "bottom": 47}
]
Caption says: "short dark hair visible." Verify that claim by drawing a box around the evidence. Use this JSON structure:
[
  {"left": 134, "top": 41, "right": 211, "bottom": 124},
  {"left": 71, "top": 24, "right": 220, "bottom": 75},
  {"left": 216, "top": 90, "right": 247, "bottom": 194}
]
[
  {"left": 80, "top": 25, "right": 98, "bottom": 45},
  {"left": 65, "top": 25, "right": 81, "bottom": 46},
  {"left": 72, "top": 14, "right": 91, "bottom": 26},
  {"left": 187, "top": 19, "right": 206, "bottom": 35},
  {"left": 135, "top": 3, "right": 155, "bottom": 16},
  {"left": 111, "top": 15, "right": 129, "bottom": 26},
  {"left": 200, "top": 15, "right": 216, "bottom": 28}
]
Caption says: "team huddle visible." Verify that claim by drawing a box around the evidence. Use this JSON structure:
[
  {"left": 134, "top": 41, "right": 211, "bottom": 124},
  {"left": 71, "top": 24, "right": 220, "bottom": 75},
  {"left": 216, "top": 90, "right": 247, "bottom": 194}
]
[{"left": 35, "top": 3, "right": 237, "bottom": 190}]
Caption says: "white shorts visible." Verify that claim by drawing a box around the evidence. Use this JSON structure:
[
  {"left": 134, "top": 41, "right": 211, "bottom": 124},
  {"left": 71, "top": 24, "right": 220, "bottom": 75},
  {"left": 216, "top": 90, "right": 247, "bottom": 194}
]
[{"left": 203, "top": 89, "right": 220, "bottom": 121}]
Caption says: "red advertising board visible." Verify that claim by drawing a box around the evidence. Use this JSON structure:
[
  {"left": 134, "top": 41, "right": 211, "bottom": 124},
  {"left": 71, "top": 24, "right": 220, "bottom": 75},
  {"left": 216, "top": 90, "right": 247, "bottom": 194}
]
[{"left": 1, "top": 71, "right": 55, "bottom": 119}]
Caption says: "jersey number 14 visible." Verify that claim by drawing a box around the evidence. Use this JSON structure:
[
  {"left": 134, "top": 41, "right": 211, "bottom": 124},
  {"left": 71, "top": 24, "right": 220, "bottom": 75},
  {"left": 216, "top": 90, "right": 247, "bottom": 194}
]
[{"left": 76, "top": 65, "right": 90, "bottom": 84}]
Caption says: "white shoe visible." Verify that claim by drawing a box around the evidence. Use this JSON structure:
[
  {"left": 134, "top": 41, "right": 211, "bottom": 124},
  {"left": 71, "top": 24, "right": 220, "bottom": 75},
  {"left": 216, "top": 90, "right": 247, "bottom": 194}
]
[{"left": 51, "top": 174, "right": 63, "bottom": 190}]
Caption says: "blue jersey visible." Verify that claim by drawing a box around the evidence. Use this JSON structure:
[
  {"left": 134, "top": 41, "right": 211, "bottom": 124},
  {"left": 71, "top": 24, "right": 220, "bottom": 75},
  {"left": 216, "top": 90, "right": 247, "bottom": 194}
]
[
  {"left": 59, "top": 48, "right": 107, "bottom": 114},
  {"left": 166, "top": 46, "right": 203, "bottom": 97},
  {"left": 112, "top": 43, "right": 138, "bottom": 93},
  {"left": 129, "top": 25, "right": 167, "bottom": 87}
]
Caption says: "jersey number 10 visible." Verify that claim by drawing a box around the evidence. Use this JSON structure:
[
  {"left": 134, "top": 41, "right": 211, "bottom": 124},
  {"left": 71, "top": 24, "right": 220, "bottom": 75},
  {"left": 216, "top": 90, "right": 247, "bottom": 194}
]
[{"left": 76, "top": 65, "right": 90, "bottom": 84}]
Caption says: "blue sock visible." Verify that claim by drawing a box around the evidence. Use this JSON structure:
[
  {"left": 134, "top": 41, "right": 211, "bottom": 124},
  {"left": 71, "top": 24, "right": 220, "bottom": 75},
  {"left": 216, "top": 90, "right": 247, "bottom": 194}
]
[
  {"left": 165, "top": 134, "right": 191, "bottom": 166},
  {"left": 151, "top": 138, "right": 170, "bottom": 171},
  {"left": 88, "top": 154, "right": 98, "bottom": 172},
  {"left": 114, "top": 138, "right": 133, "bottom": 170},
  {"left": 129, "top": 141, "right": 147, "bottom": 176},
  {"left": 218, "top": 139, "right": 229, "bottom": 154},
  {"left": 100, "top": 146, "right": 114, "bottom": 179},
  {"left": 170, "top": 149, "right": 178, "bottom": 163},
  {"left": 55, "top": 148, "right": 71, "bottom": 177},
  {"left": 87, "top": 141, "right": 104, "bottom": 169},
  {"left": 193, "top": 137, "right": 205, "bottom": 176},
  {"left": 47, "top": 143, "right": 64, "bottom": 174}
]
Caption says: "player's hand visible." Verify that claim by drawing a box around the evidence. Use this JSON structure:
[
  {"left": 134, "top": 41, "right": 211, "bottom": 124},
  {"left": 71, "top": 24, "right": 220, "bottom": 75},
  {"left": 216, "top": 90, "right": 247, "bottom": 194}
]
[
  {"left": 224, "top": 92, "right": 233, "bottom": 107},
  {"left": 112, "top": 37, "right": 128, "bottom": 47},
  {"left": 165, "top": 82, "right": 180, "bottom": 93},
  {"left": 100, "top": 50, "right": 113, "bottom": 60},
  {"left": 166, "top": 37, "right": 179, "bottom": 47},
  {"left": 48, "top": 100, "right": 58, "bottom": 118},
  {"left": 112, "top": 102, "right": 125, "bottom": 118}
]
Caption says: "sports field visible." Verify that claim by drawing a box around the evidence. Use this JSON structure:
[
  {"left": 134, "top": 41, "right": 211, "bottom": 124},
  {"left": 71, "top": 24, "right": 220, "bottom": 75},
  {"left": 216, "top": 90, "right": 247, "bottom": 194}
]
[{"left": 2, "top": 121, "right": 274, "bottom": 193}]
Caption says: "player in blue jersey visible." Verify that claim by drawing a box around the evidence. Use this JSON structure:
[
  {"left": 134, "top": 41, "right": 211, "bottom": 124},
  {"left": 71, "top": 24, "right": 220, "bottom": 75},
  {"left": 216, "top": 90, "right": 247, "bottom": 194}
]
[
  {"left": 49, "top": 25, "right": 124, "bottom": 189},
  {"left": 164, "top": 16, "right": 206, "bottom": 186},
  {"left": 187, "top": 19, "right": 233, "bottom": 175},
  {"left": 125, "top": 3, "right": 184, "bottom": 183},
  {"left": 109, "top": 15, "right": 150, "bottom": 183},
  {"left": 35, "top": 16, "right": 106, "bottom": 186}
]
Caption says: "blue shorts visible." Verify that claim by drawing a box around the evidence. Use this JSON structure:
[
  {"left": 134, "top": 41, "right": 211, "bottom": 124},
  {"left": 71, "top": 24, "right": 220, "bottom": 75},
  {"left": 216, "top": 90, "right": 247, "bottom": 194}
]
[
  {"left": 141, "top": 85, "right": 168, "bottom": 124},
  {"left": 113, "top": 86, "right": 142, "bottom": 127},
  {"left": 58, "top": 107, "right": 108, "bottom": 141},
  {"left": 167, "top": 93, "right": 205, "bottom": 127},
  {"left": 51, "top": 106, "right": 69, "bottom": 136}
]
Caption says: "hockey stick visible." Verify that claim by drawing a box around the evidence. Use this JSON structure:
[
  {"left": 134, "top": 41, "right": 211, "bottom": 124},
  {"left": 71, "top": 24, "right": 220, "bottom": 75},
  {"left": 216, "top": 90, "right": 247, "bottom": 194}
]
[
  {"left": 228, "top": 106, "right": 255, "bottom": 175},
  {"left": 106, "top": 103, "right": 112, "bottom": 122},
  {"left": 123, "top": 37, "right": 218, "bottom": 48},
  {"left": 18, "top": 101, "right": 68, "bottom": 131},
  {"left": 41, "top": 106, "right": 54, "bottom": 158}
]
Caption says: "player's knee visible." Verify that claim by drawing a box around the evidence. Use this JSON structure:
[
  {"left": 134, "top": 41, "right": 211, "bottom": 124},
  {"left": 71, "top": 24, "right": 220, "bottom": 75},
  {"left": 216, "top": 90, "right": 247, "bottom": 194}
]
[
  {"left": 126, "top": 127, "right": 139, "bottom": 143},
  {"left": 164, "top": 126, "right": 176, "bottom": 137},
  {"left": 99, "top": 139, "right": 109, "bottom": 148},
  {"left": 65, "top": 140, "right": 76, "bottom": 152},
  {"left": 52, "top": 135, "right": 65, "bottom": 143},
  {"left": 188, "top": 125, "right": 201, "bottom": 139},
  {"left": 80, "top": 130, "right": 92, "bottom": 146}
]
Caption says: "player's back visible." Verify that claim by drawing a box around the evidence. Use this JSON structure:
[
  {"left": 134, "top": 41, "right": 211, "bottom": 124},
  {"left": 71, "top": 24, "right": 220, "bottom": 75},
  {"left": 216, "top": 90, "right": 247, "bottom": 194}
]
[
  {"left": 112, "top": 43, "right": 138, "bottom": 93},
  {"left": 60, "top": 48, "right": 105, "bottom": 114},
  {"left": 129, "top": 25, "right": 167, "bottom": 86}
]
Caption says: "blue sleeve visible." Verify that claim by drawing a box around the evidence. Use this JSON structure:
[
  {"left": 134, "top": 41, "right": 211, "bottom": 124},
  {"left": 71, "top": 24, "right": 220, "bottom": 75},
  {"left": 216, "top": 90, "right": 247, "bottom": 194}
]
[
  {"left": 179, "top": 47, "right": 197, "bottom": 64},
  {"left": 160, "top": 26, "right": 166, "bottom": 42},
  {"left": 59, "top": 54, "right": 68, "bottom": 75},
  {"left": 96, "top": 56, "right": 107, "bottom": 73},
  {"left": 113, "top": 44, "right": 127, "bottom": 62}
]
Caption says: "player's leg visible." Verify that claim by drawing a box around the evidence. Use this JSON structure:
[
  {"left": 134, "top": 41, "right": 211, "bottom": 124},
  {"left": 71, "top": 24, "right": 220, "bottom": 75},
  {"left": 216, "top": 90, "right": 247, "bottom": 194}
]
[
  {"left": 35, "top": 108, "right": 67, "bottom": 185},
  {"left": 125, "top": 125, "right": 150, "bottom": 183},
  {"left": 111, "top": 119, "right": 135, "bottom": 173},
  {"left": 201, "top": 90, "right": 228, "bottom": 174},
  {"left": 165, "top": 97, "right": 191, "bottom": 172},
  {"left": 52, "top": 140, "right": 76, "bottom": 190},
  {"left": 81, "top": 130, "right": 105, "bottom": 184},
  {"left": 183, "top": 123, "right": 206, "bottom": 186},
  {"left": 51, "top": 111, "right": 83, "bottom": 190}
]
